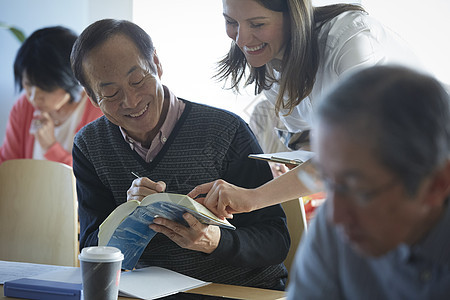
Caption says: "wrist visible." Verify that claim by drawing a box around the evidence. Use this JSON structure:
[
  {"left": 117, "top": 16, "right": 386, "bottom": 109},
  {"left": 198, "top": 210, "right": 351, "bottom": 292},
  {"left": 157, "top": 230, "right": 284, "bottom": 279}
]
[
  {"left": 203, "top": 226, "right": 221, "bottom": 254},
  {"left": 249, "top": 187, "right": 266, "bottom": 211}
]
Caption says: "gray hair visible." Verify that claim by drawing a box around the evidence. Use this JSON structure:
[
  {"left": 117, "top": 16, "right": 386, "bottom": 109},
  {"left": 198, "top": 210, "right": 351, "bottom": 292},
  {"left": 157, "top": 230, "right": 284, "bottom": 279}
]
[{"left": 316, "top": 65, "right": 450, "bottom": 195}]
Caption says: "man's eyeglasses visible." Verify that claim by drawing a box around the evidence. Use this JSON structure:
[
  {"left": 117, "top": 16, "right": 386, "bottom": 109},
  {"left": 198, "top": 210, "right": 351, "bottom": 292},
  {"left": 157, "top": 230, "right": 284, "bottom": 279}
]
[
  {"left": 320, "top": 177, "right": 400, "bottom": 206},
  {"left": 298, "top": 167, "right": 400, "bottom": 206}
]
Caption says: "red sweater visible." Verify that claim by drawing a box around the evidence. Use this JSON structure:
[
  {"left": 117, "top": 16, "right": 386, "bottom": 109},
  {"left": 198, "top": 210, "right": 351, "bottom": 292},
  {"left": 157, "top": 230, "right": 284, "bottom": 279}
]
[{"left": 0, "top": 94, "right": 103, "bottom": 166}]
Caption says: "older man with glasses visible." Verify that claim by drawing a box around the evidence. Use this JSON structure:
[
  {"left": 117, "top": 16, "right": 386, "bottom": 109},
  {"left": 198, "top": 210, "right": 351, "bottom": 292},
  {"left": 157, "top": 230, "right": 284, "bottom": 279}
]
[{"left": 288, "top": 65, "right": 450, "bottom": 299}]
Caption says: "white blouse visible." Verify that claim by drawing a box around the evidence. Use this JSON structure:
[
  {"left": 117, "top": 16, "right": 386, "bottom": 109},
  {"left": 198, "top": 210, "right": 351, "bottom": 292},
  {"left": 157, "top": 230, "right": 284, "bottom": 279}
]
[{"left": 264, "top": 11, "right": 427, "bottom": 133}]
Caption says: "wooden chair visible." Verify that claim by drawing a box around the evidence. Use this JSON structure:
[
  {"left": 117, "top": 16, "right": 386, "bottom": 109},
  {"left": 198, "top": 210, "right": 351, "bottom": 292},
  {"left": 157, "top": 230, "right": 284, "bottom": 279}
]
[
  {"left": 0, "top": 159, "right": 78, "bottom": 266},
  {"left": 281, "top": 198, "right": 308, "bottom": 284}
]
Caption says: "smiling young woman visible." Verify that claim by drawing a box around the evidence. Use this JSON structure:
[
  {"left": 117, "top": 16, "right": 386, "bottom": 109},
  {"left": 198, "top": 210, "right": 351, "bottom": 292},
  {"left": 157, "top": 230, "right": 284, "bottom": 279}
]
[{"left": 189, "top": 0, "right": 426, "bottom": 224}]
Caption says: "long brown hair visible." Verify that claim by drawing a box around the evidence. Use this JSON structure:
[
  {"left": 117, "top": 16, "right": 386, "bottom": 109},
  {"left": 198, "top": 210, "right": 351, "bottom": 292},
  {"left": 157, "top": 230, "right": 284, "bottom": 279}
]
[{"left": 215, "top": 0, "right": 365, "bottom": 115}]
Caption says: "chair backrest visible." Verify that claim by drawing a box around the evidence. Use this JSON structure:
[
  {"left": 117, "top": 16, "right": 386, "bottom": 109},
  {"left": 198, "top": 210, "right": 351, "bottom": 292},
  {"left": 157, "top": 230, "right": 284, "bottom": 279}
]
[
  {"left": 281, "top": 198, "right": 308, "bottom": 284},
  {"left": 0, "top": 159, "right": 78, "bottom": 266}
]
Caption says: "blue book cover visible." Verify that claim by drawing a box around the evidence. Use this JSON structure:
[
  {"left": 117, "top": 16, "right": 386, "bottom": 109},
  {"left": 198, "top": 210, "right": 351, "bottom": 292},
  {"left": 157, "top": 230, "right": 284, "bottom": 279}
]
[
  {"left": 98, "top": 193, "right": 235, "bottom": 270},
  {"left": 4, "top": 278, "right": 82, "bottom": 300}
]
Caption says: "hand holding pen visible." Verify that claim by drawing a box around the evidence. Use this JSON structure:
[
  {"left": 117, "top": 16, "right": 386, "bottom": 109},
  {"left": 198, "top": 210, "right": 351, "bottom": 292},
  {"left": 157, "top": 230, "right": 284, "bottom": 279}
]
[{"left": 127, "top": 172, "right": 166, "bottom": 202}]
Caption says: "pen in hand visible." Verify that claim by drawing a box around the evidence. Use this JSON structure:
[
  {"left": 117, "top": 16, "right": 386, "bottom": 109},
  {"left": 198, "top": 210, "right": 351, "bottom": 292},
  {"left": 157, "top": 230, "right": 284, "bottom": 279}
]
[
  {"left": 133, "top": 171, "right": 201, "bottom": 199},
  {"left": 131, "top": 172, "right": 167, "bottom": 193}
]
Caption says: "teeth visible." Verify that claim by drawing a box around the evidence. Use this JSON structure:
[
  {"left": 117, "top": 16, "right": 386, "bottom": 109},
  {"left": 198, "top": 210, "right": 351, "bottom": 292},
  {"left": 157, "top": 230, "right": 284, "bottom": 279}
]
[
  {"left": 129, "top": 104, "right": 148, "bottom": 118},
  {"left": 244, "top": 43, "right": 266, "bottom": 52}
]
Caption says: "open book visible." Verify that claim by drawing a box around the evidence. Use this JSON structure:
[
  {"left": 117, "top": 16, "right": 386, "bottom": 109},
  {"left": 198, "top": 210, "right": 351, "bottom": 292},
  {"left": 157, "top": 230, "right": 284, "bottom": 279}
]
[
  {"left": 98, "top": 193, "right": 235, "bottom": 270},
  {"left": 248, "top": 150, "right": 315, "bottom": 166}
]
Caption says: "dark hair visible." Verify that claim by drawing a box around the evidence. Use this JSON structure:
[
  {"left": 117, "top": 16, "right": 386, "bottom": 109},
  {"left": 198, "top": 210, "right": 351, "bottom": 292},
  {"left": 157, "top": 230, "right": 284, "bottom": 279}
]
[
  {"left": 71, "top": 19, "right": 155, "bottom": 102},
  {"left": 14, "top": 26, "right": 82, "bottom": 102},
  {"left": 215, "top": 0, "right": 365, "bottom": 115},
  {"left": 316, "top": 65, "right": 450, "bottom": 196}
]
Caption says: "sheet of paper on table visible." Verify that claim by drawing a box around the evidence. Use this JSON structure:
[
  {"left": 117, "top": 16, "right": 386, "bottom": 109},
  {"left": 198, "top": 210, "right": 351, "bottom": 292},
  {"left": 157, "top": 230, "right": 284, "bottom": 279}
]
[
  {"left": 119, "top": 267, "right": 209, "bottom": 299},
  {"left": 0, "top": 260, "right": 76, "bottom": 284}
]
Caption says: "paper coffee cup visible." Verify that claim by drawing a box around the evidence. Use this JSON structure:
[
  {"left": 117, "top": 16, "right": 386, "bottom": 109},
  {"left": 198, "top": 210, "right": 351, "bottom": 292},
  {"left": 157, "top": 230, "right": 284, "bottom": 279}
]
[{"left": 79, "top": 246, "right": 124, "bottom": 300}]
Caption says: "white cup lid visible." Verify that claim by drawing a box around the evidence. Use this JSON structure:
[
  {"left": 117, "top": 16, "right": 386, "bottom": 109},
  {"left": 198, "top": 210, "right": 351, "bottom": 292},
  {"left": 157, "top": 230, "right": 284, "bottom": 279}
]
[{"left": 78, "top": 246, "right": 124, "bottom": 262}]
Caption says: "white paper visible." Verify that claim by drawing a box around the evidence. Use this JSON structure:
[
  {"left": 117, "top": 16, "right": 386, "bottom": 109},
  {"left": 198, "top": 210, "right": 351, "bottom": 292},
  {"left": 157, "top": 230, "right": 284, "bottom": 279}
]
[
  {"left": 29, "top": 267, "right": 82, "bottom": 284},
  {"left": 119, "top": 266, "right": 210, "bottom": 299},
  {"left": 0, "top": 260, "right": 76, "bottom": 284}
]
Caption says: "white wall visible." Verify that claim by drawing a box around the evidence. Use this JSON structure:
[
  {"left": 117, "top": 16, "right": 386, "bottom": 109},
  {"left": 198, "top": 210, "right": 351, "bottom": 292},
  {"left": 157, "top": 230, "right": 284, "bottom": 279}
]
[
  {"left": 361, "top": 0, "right": 450, "bottom": 86},
  {"left": 0, "top": 0, "right": 132, "bottom": 143}
]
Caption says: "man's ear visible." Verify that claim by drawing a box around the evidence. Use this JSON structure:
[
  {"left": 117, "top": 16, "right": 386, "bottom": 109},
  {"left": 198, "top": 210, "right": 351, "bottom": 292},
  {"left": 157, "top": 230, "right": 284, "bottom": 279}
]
[
  {"left": 153, "top": 49, "right": 163, "bottom": 78},
  {"left": 424, "top": 160, "right": 450, "bottom": 206}
]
